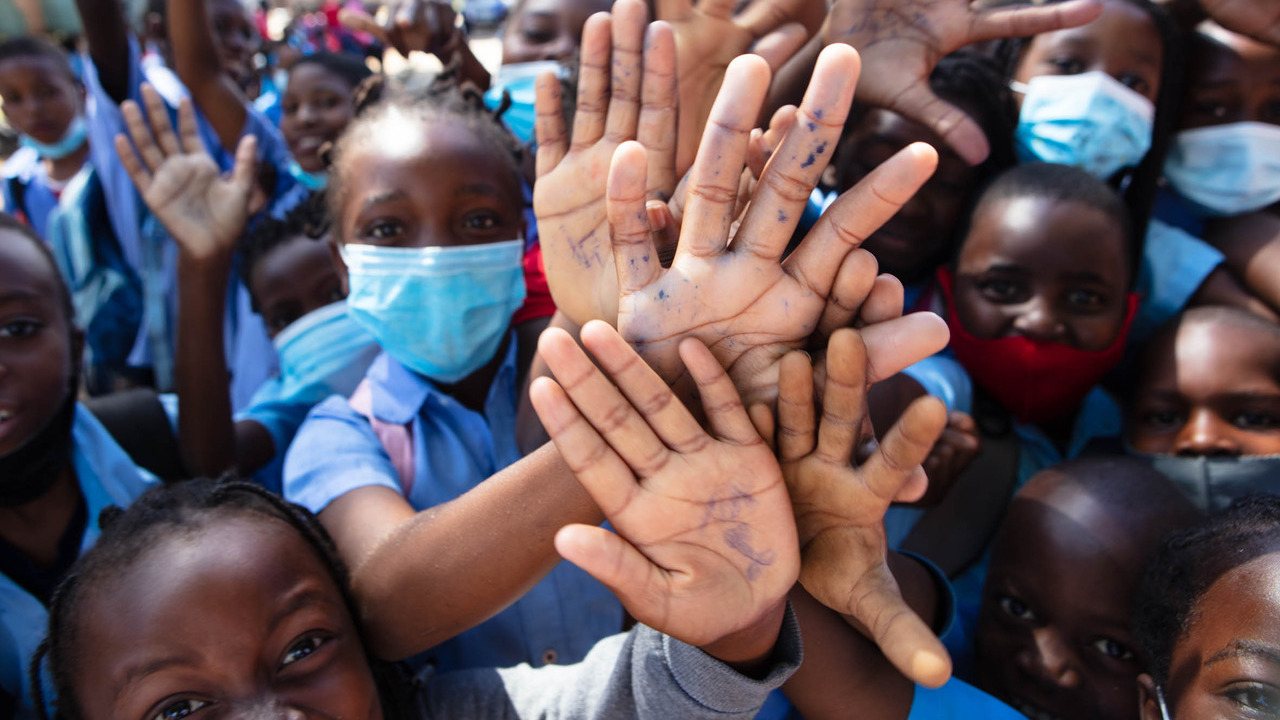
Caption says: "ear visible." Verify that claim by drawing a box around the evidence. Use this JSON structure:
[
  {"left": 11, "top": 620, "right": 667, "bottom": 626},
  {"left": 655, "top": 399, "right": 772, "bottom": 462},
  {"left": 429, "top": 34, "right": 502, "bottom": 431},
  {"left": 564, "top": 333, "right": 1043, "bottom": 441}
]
[
  {"left": 1137, "top": 673, "right": 1165, "bottom": 720},
  {"left": 327, "top": 238, "right": 349, "bottom": 294}
]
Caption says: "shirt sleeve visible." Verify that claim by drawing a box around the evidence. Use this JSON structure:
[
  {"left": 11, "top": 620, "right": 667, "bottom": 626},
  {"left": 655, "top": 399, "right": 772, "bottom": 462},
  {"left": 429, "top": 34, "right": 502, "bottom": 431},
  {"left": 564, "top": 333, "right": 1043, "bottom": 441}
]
[
  {"left": 900, "top": 355, "right": 973, "bottom": 415},
  {"left": 1133, "top": 219, "right": 1225, "bottom": 342},
  {"left": 414, "top": 606, "right": 803, "bottom": 720},
  {"left": 282, "top": 395, "right": 403, "bottom": 513}
]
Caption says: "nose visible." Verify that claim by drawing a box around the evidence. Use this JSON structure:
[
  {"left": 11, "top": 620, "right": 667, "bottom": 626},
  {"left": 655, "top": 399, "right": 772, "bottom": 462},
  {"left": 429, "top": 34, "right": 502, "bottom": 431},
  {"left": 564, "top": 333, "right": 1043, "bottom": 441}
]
[
  {"left": 1011, "top": 296, "right": 1065, "bottom": 343},
  {"left": 1174, "top": 409, "right": 1240, "bottom": 457},
  {"left": 1019, "top": 627, "right": 1081, "bottom": 689},
  {"left": 297, "top": 101, "right": 320, "bottom": 125},
  {"left": 232, "top": 698, "right": 306, "bottom": 720}
]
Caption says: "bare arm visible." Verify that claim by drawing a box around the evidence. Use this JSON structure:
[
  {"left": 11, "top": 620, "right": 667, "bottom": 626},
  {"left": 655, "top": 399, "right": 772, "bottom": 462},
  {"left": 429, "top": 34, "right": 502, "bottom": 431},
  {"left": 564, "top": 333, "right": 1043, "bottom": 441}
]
[
  {"left": 14, "top": 0, "right": 45, "bottom": 36},
  {"left": 1205, "top": 211, "right": 1280, "bottom": 318},
  {"left": 1188, "top": 265, "right": 1280, "bottom": 322},
  {"left": 73, "top": 0, "right": 132, "bottom": 103},
  {"left": 167, "top": 0, "right": 249, "bottom": 155}
]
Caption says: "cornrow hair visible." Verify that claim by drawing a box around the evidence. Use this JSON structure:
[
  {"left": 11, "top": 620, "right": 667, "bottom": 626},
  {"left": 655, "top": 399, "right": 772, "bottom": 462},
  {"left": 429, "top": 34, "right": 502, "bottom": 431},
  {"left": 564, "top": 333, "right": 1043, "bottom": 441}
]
[
  {"left": 1133, "top": 495, "right": 1280, "bottom": 688},
  {"left": 237, "top": 191, "right": 331, "bottom": 310},
  {"left": 30, "top": 478, "right": 417, "bottom": 720},
  {"left": 291, "top": 52, "right": 374, "bottom": 91},
  {"left": 329, "top": 66, "right": 527, "bottom": 238}
]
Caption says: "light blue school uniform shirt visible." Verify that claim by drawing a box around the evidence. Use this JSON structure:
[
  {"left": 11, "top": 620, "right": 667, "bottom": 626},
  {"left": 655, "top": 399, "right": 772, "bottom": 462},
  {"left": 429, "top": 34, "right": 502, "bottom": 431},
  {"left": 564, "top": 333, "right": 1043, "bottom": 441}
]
[
  {"left": 0, "top": 405, "right": 159, "bottom": 720},
  {"left": 1132, "top": 218, "right": 1224, "bottom": 345},
  {"left": 1, "top": 148, "right": 62, "bottom": 238},
  {"left": 284, "top": 339, "right": 624, "bottom": 673}
]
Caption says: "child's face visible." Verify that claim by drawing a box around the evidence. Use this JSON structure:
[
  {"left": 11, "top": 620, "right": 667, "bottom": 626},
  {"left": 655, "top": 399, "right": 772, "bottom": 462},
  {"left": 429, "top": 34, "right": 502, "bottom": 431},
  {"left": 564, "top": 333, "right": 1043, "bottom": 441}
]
[
  {"left": 208, "top": 0, "right": 257, "bottom": 90},
  {"left": 977, "top": 479, "right": 1146, "bottom": 720},
  {"left": 831, "top": 107, "right": 977, "bottom": 284},
  {"left": 0, "top": 56, "right": 81, "bottom": 145},
  {"left": 953, "top": 197, "right": 1130, "bottom": 352},
  {"left": 250, "top": 234, "right": 346, "bottom": 336},
  {"left": 1014, "top": 0, "right": 1163, "bottom": 106},
  {"left": 1129, "top": 320, "right": 1280, "bottom": 456},
  {"left": 1180, "top": 24, "right": 1280, "bottom": 131},
  {"left": 72, "top": 515, "right": 382, "bottom": 720},
  {"left": 336, "top": 114, "right": 525, "bottom": 249},
  {"left": 0, "top": 231, "right": 77, "bottom": 458},
  {"left": 501, "top": 0, "right": 612, "bottom": 65},
  {"left": 280, "top": 64, "right": 356, "bottom": 173},
  {"left": 1142, "top": 551, "right": 1280, "bottom": 720}
]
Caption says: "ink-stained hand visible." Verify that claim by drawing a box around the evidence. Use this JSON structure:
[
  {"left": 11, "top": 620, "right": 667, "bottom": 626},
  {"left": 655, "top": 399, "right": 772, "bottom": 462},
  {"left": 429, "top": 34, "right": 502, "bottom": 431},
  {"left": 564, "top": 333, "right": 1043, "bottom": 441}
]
[
  {"left": 531, "top": 321, "right": 798, "bottom": 665},
  {"left": 822, "top": 0, "right": 1102, "bottom": 164},
  {"left": 607, "top": 45, "right": 941, "bottom": 407},
  {"left": 115, "top": 84, "right": 257, "bottom": 264},
  {"left": 750, "top": 328, "right": 952, "bottom": 687},
  {"left": 534, "top": 0, "right": 678, "bottom": 327}
]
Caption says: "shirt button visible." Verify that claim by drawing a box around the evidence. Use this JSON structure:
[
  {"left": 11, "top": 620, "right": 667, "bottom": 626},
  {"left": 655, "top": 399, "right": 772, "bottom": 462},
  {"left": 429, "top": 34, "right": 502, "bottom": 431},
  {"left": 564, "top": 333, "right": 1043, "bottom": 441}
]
[{"left": 542, "top": 648, "right": 559, "bottom": 665}]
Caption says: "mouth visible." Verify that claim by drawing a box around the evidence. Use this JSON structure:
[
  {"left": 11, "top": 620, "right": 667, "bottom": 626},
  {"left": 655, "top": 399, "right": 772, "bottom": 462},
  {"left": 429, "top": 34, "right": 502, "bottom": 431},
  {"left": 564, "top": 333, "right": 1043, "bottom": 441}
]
[{"left": 1008, "top": 694, "right": 1071, "bottom": 720}]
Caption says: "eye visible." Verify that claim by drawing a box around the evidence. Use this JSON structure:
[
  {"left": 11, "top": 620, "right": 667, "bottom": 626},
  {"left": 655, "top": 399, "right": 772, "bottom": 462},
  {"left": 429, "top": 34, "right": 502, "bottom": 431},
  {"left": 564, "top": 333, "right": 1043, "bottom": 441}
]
[
  {"left": 519, "top": 26, "right": 557, "bottom": 44},
  {"left": 0, "top": 319, "right": 43, "bottom": 338},
  {"left": 1138, "top": 407, "right": 1185, "bottom": 430},
  {"left": 1231, "top": 411, "right": 1280, "bottom": 430},
  {"left": 1091, "top": 636, "right": 1135, "bottom": 661},
  {"left": 1117, "top": 73, "right": 1152, "bottom": 99},
  {"left": 281, "top": 634, "right": 326, "bottom": 667},
  {"left": 998, "top": 595, "right": 1037, "bottom": 623},
  {"left": 975, "top": 278, "right": 1025, "bottom": 304},
  {"left": 1047, "top": 56, "right": 1087, "bottom": 76},
  {"left": 1065, "top": 288, "right": 1106, "bottom": 312},
  {"left": 326, "top": 285, "right": 346, "bottom": 303},
  {"left": 268, "top": 311, "right": 297, "bottom": 334},
  {"left": 361, "top": 218, "right": 406, "bottom": 241},
  {"left": 153, "top": 699, "right": 207, "bottom": 720},
  {"left": 1189, "top": 98, "right": 1231, "bottom": 123},
  {"left": 1225, "top": 684, "right": 1280, "bottom": 714},
  {"left": 461, "top": 211, "right": 501, "bottom": 231}
]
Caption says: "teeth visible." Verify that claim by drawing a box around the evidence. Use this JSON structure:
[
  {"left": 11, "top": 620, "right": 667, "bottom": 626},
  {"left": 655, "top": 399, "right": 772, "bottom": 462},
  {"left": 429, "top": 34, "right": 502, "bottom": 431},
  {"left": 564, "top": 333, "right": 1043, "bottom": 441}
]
[{"left": 1010, "top": 697, "right": 1068, "bottom": 720}]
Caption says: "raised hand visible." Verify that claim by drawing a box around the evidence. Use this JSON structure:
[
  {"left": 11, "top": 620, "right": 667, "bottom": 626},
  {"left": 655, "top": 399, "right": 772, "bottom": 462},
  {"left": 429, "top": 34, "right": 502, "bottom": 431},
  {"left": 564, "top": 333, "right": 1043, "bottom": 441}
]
[
  {"left": 530, "top": 321, "right": 798, "bottom": 663},
  {"left": 607, "top": 45, "right": 945, "bottom": 407},
  {"left": 534, "top": 0, "right": 678, "bottom": 326},
  {"left": 1197, "top": 0, "right": 1280, "bottom": 44},
  {"left": 340, "top": 0, "right": 460, "bottom": 59},
  {"left": 115, "top": 84, "right": 257, "bottom": 263},
  {"left": 755, "top": 328, "right": 951, "bottom": 687},
  {"left": 822, "top": 0, "right": 1102, "bottom": 164}
]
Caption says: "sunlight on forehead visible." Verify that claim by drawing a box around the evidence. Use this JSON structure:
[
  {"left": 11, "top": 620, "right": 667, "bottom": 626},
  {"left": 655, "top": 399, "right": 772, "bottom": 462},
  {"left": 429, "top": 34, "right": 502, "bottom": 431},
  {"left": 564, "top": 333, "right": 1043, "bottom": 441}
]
[
  {"left": 368, "top": 107, "right": 428, "bottom": 158},
  {"left": 997, "top": 196, "right": 1043, "bottom": 237}
]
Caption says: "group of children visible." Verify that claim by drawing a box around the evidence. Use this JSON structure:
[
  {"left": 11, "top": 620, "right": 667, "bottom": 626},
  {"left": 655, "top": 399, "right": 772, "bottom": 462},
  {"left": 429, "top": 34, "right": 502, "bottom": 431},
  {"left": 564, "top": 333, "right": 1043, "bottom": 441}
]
[{"left": 0, "top": 0, "right": 1279, "bottom": 717}]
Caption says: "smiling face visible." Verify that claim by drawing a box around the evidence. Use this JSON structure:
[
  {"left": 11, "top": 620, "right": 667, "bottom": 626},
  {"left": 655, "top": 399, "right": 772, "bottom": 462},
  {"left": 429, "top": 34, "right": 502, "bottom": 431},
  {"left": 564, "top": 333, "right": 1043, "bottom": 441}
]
[
  {"left": 72, "top": 515, "right": 382, "bottom": 720},
  {"left": 280, "top": 63, "right": 357, "bottom": 173},
  {"left": 1014, "top": 0, "right": 1163, "bottom": 107},
  {"left": 250, "top": 234, "right": 346, "bottom": 337},
  {"left": 952, "top": 196, "right": 1130, "bottom": 352},
  {"left": 976, "top": 478, "right": 1146, "bottom": 720},
  {"left": 1142, "top": 552, "right": 1280, "bottom": 720},
  {"left": 1129, "top": 317, "right": 1280, "bottom": 457},
  {"left": 500, "top": 0, "right": 611, "bottom": 65},
  {"left": 1180, "top": 24, "right": 1280, "bottom": 130},
  {"left": 0, "top": 55, "right": 81, "bottom": 145}
]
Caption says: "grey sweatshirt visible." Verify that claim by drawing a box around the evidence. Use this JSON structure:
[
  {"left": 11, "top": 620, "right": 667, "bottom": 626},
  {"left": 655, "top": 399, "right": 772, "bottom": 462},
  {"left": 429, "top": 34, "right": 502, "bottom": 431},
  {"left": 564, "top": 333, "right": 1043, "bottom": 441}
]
[{"left": 415, "top": 606, "right": 802, "bottom": 719}]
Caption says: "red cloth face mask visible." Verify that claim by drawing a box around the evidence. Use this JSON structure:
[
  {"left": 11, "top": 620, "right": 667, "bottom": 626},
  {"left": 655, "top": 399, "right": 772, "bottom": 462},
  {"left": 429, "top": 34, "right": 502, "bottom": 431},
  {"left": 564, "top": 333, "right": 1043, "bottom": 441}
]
[{"left": 937, "top": 268, "right": 1138, "bottom": 425}]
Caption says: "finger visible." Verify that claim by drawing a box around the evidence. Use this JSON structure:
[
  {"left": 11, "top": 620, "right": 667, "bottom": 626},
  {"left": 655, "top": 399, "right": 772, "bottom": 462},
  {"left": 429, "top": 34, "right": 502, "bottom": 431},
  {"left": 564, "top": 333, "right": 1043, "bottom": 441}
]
[
  {"left": 579, "top": 320, "right": 711, "bottom": 453},
  {"left": 114, "top": 133, "right": 152, "bottom": 195},
  {"left": 537, "top": 326, "right": 677, "bottom": 481},
  {"left": 556, "top": 524, "right": 670, "bottom": 626},
  {"left": 530, "top": 377, "right": 639, "bottom": 514},
  {"left": 776, "top": 350, "right": 816, "bottom": 462},
  {"left": 855, "top": 274, "right": 905, "bottom": 329},
  {"left": 749, "top": 22, "right": 808, "bottom": 74},
  {"left": 637, "top": 21, "right": 678, "bottom": 198},
  {"left": 695, "top": 0, "right": 736, "bottom": 20},
  {"left": 339, "top": 7, "right": 393, "bottom": 46},
  {"left": 645, "top": 200, "right": 679, "bottom": 263},
  {"left": 678, "top": 337, "right": 760, "bottom": 446},
  {"left": 735, "top": 0, "right": 804, "bottom": 36},
  {"left": 148, "top": 92, "right": 183, "bottom": 159},
  {"left": 886, "top": 83, "right": 990, "bottom": 166},
  {"left": 734, "top": 44, "right": 859, "bottom": 261},
  {"left": 534, "top": 73, "right": 569, "bottom": 176},
  {"left": 653, "top": 0, "right": 692, "bottom": 21},
  {"left": 893, "top": 466, "right": 929, "bottom": 504},
  {"left": 229, "top": 135, "right": 259, "bottom": 198},
  {"left": 815, "top": 328, "right": 869, "bottom": 465},
  {"left": 786, "top": 141, "right": 937, "bottom": 294},
  {"left": 677, "top": 54, "right": 771, "bottom": 258},
  {"left": 604, "top": 0, "right": 648, "bottom": 143},
  {"left": 859, "top": 311, "right": 949, "bottom": 385},
  {"left": 949, "top": 410, "right": 977, "bottom": 435},
  {"left": 120, "top": 95, "right": 165, "bottom": 174},
  {"left": 969, "top": 0, "right": 1104, "bottom": 44},
  {"left": 850, "top": 566, "right": 953, "bottom": 688},
  {"left": 815, "top": 249, "right": 878, "bottom": 341},
  {"left": 748, "top": 403, "right": 777, "bottom": 453},
  {"left": 862, "top": 396, "right": 947, "bottom": 503},
  {"left": 570, "top": 13, "right": 613, "bottom": 149},
  {"left": 608, "top": 142, "right": 662, "bottom": 294}
]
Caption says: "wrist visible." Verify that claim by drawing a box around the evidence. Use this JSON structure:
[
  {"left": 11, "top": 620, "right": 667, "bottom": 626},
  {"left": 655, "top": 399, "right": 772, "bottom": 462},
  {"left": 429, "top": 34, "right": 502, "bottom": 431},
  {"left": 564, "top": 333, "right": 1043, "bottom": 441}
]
[
  {"left": 178, "top": 247, "right": 234, "bottom": 280},
  {"left": 698, "top": 598, "right": 787, "bottom": 677}
]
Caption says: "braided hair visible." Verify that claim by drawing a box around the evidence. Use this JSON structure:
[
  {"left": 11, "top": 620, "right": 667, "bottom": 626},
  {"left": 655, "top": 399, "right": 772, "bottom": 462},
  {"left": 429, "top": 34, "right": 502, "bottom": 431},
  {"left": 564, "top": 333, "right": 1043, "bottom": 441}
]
[{"left": 30, "top": 478, "right": 416, "bottom": 720}]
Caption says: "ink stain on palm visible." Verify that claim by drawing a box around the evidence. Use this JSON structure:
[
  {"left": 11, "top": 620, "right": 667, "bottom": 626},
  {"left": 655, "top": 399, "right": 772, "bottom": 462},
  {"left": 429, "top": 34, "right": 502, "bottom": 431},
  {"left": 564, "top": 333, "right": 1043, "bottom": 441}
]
[{"left": 777, "top": 210, "right": 787, "bottom": 223}]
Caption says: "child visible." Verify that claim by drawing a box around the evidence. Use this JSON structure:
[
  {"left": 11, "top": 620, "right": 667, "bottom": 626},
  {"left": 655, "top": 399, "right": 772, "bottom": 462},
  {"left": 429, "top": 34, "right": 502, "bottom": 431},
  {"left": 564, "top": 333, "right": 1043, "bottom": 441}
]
[
  {"left": 0, "top": 214, "right": 158, "bottom": 720},
  {"left": 1126, "top": 306, "right": 1280, "bottom": 510},
  {"left": 1133, "top": 495, "right": 1280, "bottom": 720},
  {"left": 972, "top": 456, "right": 1200, "bottom": 720}
]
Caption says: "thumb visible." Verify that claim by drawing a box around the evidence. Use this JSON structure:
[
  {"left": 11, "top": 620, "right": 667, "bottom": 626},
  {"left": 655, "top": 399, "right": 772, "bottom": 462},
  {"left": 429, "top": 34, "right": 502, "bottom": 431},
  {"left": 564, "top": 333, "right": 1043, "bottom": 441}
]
[
  {"left": 555, "top": 524, "right": 669, "bottom": 624},
  {"left": 854, "top": 570, "right": 953, "bottom": 688},
  {"left": 884, "top": 82, "right": 990, "bottom": 166}
]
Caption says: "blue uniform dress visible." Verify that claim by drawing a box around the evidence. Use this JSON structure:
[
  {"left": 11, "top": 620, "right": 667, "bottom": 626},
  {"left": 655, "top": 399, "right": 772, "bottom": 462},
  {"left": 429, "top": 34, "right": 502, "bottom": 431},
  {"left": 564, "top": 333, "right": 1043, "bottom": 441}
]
[
  {"left": 284, "top": 339, "right": 624, "bottom": 673},
  {"left": 0, "top": 406, "right": 159, "bottom": 720}
]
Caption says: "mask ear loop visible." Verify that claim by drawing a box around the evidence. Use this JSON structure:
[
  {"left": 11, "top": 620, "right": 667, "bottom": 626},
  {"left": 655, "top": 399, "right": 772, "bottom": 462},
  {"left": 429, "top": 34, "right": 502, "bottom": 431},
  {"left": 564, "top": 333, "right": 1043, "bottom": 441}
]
[{"left": 1155, "top": 685, "right": 1173, "bottom": 720}]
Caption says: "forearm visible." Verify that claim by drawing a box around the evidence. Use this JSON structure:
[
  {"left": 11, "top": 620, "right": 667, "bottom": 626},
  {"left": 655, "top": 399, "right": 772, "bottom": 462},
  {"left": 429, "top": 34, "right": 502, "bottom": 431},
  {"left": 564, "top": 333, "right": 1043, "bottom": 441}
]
[
  {"left": 1207, "top": 212, "right": 1280, "bottom": 317},
  {"left": 441, "top": 34, "right": 492, "bottom": 92},
  {"left": 352, "top": 442, "right": 604, "bottom": 660},
  {"left": 175, "top": 252, "right": 238, "bottom": 477},
  {"left": 1189, "top": 266, "right": 1280, "bottom": 322},
  {"left": 74, "top": 0, "right": 132, "bottom": 103},
  {"left": 14, "top": 0, "right": 44, "bottom": 35},
  {"left": 167, "top": 0, "right": 249, "bottom": 151}
]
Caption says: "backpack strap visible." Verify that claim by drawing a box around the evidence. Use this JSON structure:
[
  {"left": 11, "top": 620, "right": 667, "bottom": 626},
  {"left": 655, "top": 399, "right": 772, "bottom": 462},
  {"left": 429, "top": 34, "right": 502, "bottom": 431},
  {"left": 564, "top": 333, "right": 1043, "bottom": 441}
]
[
  {"left": 348, "top": 379, "right": 416, "bottom": 497},
  {"left": 6, "top": 175, "right": 29, "bottom": 226},
  {"left": 82, "top": 388, "right": 189, "bottom": 483}
]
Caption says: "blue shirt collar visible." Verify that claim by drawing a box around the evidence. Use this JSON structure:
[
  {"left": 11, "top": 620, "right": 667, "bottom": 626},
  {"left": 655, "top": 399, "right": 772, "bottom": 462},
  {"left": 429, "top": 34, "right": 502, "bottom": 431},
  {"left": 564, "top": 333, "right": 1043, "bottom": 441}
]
[{"left": 367, "top": 332, "right": 520, "bottom": 425}]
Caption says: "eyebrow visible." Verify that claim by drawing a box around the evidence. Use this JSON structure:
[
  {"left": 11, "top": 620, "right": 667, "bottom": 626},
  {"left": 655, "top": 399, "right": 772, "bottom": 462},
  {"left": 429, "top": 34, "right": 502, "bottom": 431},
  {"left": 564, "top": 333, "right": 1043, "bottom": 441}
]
[
  {"left": 114, "top": 652, "right": 203, "bottom": 703},
  {"left": 1206, "top": 641, "right": 1280, "bottom": 668},
  {"left": 0, "top": 290, "right": 43, "bottom": 305},
  {"left": 1056, "top": 270, "right": 1111, "bottom": 285},
  {"left": 455, "top": 182, "right": 505, "bottom": 198},
  {"left": 267, "top": 586, "right": 337, "bottom": 632},
  {"left": 359, "top": 190, "right": 408, "bottom": 211}
]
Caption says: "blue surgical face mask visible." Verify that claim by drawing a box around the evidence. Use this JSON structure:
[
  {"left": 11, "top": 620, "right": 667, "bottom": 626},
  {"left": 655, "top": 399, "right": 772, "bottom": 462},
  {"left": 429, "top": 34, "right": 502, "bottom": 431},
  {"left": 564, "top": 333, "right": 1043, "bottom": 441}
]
[
  {"left": 272, "top": 300, "right": 381, "bottom": 404},
  {"left": 288, "top": 159, "right": 329, "bottom": 191},
  {"left": 20, "top": 114, "right": 88, "bottom": 160},
  {"left": 484, "top": 61, "right": 567, "bottom": 145},
  {"left": 1012, "top": 71, "right": 1155, "bottom": 180},
  {"left": 1163, "top": 122, "right": 1280, "bottom": 217},
  {"left": 340, "top": 240, "right": 527, "bottom": 383}
]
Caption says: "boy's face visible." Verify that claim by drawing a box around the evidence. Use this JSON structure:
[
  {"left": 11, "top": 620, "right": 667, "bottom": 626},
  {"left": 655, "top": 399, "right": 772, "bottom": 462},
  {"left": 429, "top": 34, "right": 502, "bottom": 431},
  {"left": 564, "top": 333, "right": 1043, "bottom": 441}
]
[
  {"left": 831, "top": 107, "right": 976, "bottom": 284},
  {"left": 1181, "top": 24, "right": 1280, "bottom": 131},
  {"left": 250, "top": 235, "right": 346, "bottom": 337},
  {"left": 1014, "top": 0, "right": 1163, "bottom": 106},
  {"left": 501, "top": 0, "right": 611, "bottom": 65},
  {"left": 1140, "top": 551, "right": 1280, "bottom": 720},
  {"left": 977, "top": 483, "right": 1146, "bottom": 720},
  {"left": 952, "top": 196, "right": 1130, "bottom": 352},
  {"left": 73, "top": 516, "right": 383, "bottom": 720},
  {"left": 0, "top": 56, "right": 81, "bottom": 145},
  {"left": 1129, "top": 320, "right": 1280, "bottom": 456}
]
